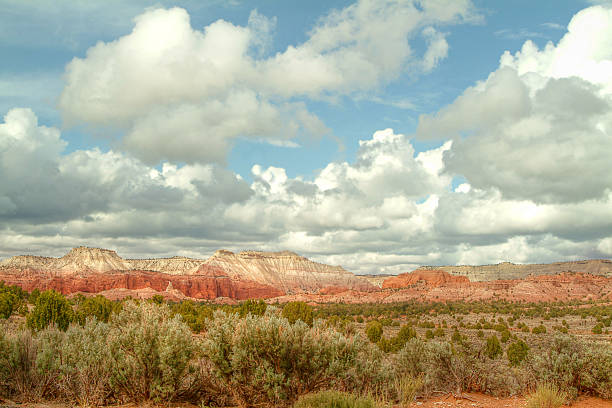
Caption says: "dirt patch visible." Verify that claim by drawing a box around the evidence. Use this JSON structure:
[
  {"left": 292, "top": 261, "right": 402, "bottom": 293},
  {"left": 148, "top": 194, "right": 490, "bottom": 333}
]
[
  {"left": 416, "top": 393, "right": 612, "bottom": 408},
  {"left": 3, "top": 395, "right": 611, "bottom": 408}
]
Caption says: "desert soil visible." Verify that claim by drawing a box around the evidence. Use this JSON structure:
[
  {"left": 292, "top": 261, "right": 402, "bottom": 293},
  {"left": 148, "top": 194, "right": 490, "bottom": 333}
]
[
  {"left": 3, "top": 394, "right": 612, "bottom": 408},
  {"left": 418, "top": 393, "right": 612, "bottom": 408}
]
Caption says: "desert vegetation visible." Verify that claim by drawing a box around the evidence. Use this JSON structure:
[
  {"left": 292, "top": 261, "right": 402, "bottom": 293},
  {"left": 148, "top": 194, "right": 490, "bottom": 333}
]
[{"left": 0, "top": 285, "right": 611, "bottom": 407}]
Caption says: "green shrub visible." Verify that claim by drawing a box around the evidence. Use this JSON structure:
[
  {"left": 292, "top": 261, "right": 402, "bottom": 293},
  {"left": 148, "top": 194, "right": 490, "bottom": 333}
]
[
  {"left": 293, "top": 390, "right": 379, "bottom": 408},
  {"left": 35, "top": 319, "right": 113, "bottom": 406},
  {"left": 592, "top": 323, "right": 603, "bottom": 334},
  {"left": 526, "top": 383, "right": 567, "bottom": 408},
  {"left": 396, "top": 324, "right": 417, "bottom": 344},
  {"left": 0, "top": 329, "right": 53, "bottom": 401},
  {"left": 451, "top": 329, "right": 463, "bottom": 343},
  {"left": 433, "top": 328, "right": 445, "bottom": 337},
  {"left": 0, "top": 282, "right": 27, "bottom": 319},
  {"left": 507, "top": 340, "right": 529, "bottom": 367},
  {"left": 28, "top": 288, "right": 40, "bottom": 304},
  {"left": 425, "top": 329, "right": 434, "bottom": 339},
  {"left": 365, "top": 320, "right": 383, "bottom": 343},
  {"left": 283, "top": 301, "right": 314, "bottom": 326},
  {"left": 171, "top": 300, "right": 212, "bottom": 333},
  {"left": 0, "top": 292, "right": 17, "bottom": 319},
  {"left": 150, "top": 294, "right": 165, "bottom": 304},
  {"left": 203, "top": 310, "right": 386, "bottom": 407},
  {"left": 26, "top": 290, "right": 73, "bottom": 331},
  {"left": 423, "top": 341, "right": 481, "bottom": 395},
  {"left": 238, "top": 299, "right": 267, "bottom": 317},
  {"left": 74, "top": 295, "right": 119, "bottom": 325},
  {"left": 395, "top": 338, "right": 428, "bottom": 378},
  {"left": 108, "top": 301, "right": 199, "bottom": 402},
  {"left": 526, "top": 334, "right": 612, "bottom": 399},
  {"left": 532, "top": 325, "right": 547, "bottom": 335},
  {"left": 485, "top": 335, "right": 502, "bottom": 359}
]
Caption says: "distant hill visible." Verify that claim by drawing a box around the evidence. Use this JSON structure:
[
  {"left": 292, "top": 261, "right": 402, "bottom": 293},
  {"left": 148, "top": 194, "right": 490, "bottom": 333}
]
[{"left": 418, "top": 260, "right": 612, "bottom": 281}]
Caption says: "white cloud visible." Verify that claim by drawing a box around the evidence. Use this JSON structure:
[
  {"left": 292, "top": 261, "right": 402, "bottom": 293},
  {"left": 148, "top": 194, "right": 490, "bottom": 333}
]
[
  {"left": 1, "top": 108, "right": 610, "bottom": 273},
  {"left": 3, "top": 4, "right": 612, "bottom": 275},
  {"left": 422, "top": 27, "right": 449, "bottom": 71},
  {"left": 598, "top": 237, "right": 612, "bottom": 256},
  {"left": 417, "top": 5, "right": 612, "bottom": 203},
  {"left": 59, "top": 0, "right": 476, "bottom": 165}
]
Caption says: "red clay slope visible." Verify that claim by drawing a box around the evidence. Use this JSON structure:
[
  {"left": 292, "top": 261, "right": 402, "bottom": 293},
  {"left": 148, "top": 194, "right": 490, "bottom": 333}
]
[
  {"left": 273, "top": 269, "right": 612, "bottom": 304},
  {"left": 382, "top": 269, "right": 470, "bottom": 289},
  {"left": 0, "top": 265, "right": 284, "bottom": 301}
]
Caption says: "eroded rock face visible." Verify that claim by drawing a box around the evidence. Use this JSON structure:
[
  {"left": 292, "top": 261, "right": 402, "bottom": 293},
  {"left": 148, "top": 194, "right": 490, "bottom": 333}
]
[
  {"left": 0, "top": 268, "right": 283, "bottom": 300},
  {"left": 2, "top": 247, "right": 610, "bottom": 303},
  {"left": 382, "top": 269, "right": 470, "bottom": 289},
  {"left": 0, "top": 246, "right": 373, "bottom": 299},
  {"left": 419, "top": 260, "right": 612, "bottom": 281},
  {"left": 278, "top": 272, "right": 612, "bottom": 304},
  {"left": 0, "top": 247, "right": 204, "bottom": 276},
  {"left": 202, "top": 249, "right": 375, "bottom": 294}
]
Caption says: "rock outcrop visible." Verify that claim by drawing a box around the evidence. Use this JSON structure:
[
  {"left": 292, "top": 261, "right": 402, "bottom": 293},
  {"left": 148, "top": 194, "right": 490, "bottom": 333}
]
[
  {"left": 419, "top": 259, "right": 612, "bottom": 281},
  {"left": 0, "top": 269, "right": 283, "bottom": 301},
  {"left": 382, "top": 269, "right": 470, "bottom": 289},
  {"left": 276, "top": 272, "right": 612, "bottom": 304},
  {"left": 2, "top": 247, "right": 611, "bottom": 303},
  {"left": 202, "top": 250, "right": 374, "bottom": 294},
  {"left": 0, "top": 247, "right": 204, "bottom": 276},
  {"left": 0, "top": 246, "right": 374, "bottom": 300}
]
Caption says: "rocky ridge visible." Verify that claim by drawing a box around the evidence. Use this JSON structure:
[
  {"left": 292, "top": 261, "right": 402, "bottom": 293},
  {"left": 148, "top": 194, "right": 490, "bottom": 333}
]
[
  {"left": 420, "top": 259, "right": 612, "bottom": 281},
  {"left": 202, "top": 249, "right": 372, "bottom": 293},
  {"left": 2, "top": 247, "right": 612, "bottom": 303},
  {"left": 0, "top": 246, "right": 374, "bottom": 299},
  {"left": 275, "top": 269, "right": 612, "bottom": 304}
]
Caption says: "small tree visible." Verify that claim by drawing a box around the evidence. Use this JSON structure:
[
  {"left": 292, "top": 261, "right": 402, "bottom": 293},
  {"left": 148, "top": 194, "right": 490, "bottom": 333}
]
[
  {"left": 365, "top": 320, "right": 383, "bottom": 343},
  {"left": 75, "top": 295, "right": 118, "bottom": 325},
  {"left": 0, "top": 282, "right": 27, "bottom": 319},
  {"left": 485, "top": 335, "right": 502, "bottom": 359},
  {"left": 282, "top": 301, "right": 313, "bottom": 326},
  {"left": 0, "top": 292, "right": 17, "bottom": 319},
  {"left": 507, "top": 339, "right": 529, "bottom": 367},
  {"left": 26, "top": 290, "right": 73, "bottom": 331},
  {"left": 238, "top": 299, "right": 267, "bottom": 317}
]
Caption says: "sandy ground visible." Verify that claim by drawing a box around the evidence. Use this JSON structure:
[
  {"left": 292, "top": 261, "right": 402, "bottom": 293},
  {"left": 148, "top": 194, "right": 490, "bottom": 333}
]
[
  {"left": 418, "top": 393, "right": 612, "bottom": 408},
  {"left": 2, "top": 394, "right": 611, "bottom": 408}
]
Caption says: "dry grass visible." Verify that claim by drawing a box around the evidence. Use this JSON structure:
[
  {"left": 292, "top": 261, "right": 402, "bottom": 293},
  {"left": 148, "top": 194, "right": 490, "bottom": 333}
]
[
  {"left": 393, "top": 375, "right": 424, "bottom": 406},
  {"left": 526, "top": 383, "right": 567, "bottom": 408}
]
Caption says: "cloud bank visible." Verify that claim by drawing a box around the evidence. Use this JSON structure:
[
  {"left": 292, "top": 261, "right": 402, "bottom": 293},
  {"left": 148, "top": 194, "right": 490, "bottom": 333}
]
[
  {"left": 59, "top": 0, "right": 475, "bottom": 164},
  {"left": 1, "top": 2, "right": 612, "bottom": 274}
]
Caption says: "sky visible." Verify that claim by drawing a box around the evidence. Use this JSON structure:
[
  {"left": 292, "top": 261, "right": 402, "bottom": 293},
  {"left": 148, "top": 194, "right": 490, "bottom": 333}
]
[{"left": 1, "top": 0, "right": 612, "bottom": 274}]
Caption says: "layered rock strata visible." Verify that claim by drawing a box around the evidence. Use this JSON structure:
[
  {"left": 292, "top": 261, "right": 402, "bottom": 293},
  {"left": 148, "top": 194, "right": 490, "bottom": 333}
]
[
  {"left": 420, "top": 260, "right": 612, "bottom": 281},
  {"left": 0, "top": 246, "right": 374, "bottom": 300},
  {"left": 274, "top": 269, "right": 612, "bottom": 304}
]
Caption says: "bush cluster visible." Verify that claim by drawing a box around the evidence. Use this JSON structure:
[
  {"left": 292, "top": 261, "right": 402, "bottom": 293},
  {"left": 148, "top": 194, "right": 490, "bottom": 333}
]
[
  {"left": 203, "top": 309, "right": 387, "bottom": 407},
  {"left": 1, "top": 292, "right": 612, "bottom": 406}
]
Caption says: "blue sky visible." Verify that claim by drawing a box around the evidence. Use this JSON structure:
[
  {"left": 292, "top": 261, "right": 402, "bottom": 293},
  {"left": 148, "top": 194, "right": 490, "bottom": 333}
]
[{"left": 1, "top": 0, "right": 612, "bottom": 274}]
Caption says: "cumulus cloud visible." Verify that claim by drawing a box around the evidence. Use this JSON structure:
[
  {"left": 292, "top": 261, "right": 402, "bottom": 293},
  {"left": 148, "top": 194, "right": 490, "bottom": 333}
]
[
  {"left": 1, "top": 107, "right": 611, "bottom": 273},
  {"left": 417, "top": 5, "right": 612, "bottom": 203},
  {"left": 59, "top": 0, "right": 476, "bottom": 165},
  {"left": 0, "top": 108, "right": 252, "bottom": 231},
  {"left": 2, "top": 4, "right": 612, "bottom": 274}
]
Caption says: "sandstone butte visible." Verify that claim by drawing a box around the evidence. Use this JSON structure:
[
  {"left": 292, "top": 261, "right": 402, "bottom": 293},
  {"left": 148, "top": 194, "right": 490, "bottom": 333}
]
[
  {"left": 1, "top": 246, "right": 612, "bottom": 303},
  {"left": 0, "top": 246, "right": 374, "bottom": 301}
]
